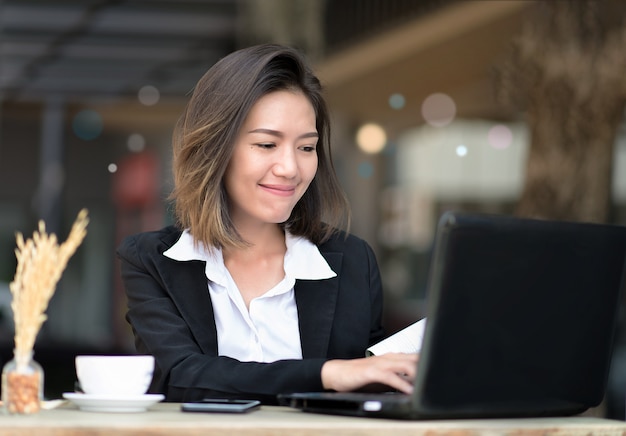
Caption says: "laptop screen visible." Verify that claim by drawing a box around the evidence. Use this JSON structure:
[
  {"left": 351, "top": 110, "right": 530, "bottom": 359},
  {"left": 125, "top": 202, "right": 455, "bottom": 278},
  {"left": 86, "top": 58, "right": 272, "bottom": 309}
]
[{"left": 413, "top": 212, "right": 626, "bottom": 417}]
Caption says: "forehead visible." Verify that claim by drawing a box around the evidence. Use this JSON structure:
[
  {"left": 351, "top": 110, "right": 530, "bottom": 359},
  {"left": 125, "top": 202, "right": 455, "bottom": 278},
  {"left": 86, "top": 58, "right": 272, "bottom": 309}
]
[{"left": 244, "top": 90, "right": 316, "bottom": 127}]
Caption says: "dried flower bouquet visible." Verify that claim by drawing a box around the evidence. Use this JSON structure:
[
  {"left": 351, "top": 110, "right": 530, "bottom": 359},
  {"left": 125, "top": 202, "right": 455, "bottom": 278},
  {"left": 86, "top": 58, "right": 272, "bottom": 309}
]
[{"left": 3, "top": 209, "right": 89, "bottom": 413}]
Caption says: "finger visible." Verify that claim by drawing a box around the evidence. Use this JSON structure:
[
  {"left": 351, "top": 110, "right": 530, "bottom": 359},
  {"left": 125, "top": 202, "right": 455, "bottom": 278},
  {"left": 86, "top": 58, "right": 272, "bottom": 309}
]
[
  {"left": 368, "top": 356, "right": 417, "bottom": 391},
  {"left": 376, "top": 371, "right": 414, "bottom": 394},
  {"left": 379, "top": 353, "right": 419, "bottom": 378}
]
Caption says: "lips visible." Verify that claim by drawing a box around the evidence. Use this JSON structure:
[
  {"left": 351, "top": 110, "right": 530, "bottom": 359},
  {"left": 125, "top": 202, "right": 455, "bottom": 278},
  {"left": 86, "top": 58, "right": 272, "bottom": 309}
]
[{"left": 259, "top": 183, "right": 297, "bottom": 197}]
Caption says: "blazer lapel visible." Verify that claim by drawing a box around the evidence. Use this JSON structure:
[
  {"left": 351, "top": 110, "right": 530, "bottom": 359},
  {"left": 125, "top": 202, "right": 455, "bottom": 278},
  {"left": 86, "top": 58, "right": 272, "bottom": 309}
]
[
  {"left": 158, "top": 232, "right": 219, "bottom": 356},
  {"left": 295, "top": 251, "right": 343, "bottom": 358}
]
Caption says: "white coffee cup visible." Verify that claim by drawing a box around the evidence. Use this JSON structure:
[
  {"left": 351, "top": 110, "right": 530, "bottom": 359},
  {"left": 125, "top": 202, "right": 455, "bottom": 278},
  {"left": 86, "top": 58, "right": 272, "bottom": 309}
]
[{"left": 75, "top": 355, "right": 155, "bottom": 396}]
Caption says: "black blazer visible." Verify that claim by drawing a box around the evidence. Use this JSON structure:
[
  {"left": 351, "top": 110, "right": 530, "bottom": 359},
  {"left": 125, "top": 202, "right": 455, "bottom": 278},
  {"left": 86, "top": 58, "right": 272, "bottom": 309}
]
[{"left": 117, "top": 226, "right": 386, "bottom": 404}]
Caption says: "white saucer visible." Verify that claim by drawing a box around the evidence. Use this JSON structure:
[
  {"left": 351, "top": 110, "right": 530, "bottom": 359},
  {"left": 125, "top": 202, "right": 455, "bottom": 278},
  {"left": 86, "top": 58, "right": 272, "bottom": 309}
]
[{"left": 62, "top": 392, "right": 165, "bottom": 413}]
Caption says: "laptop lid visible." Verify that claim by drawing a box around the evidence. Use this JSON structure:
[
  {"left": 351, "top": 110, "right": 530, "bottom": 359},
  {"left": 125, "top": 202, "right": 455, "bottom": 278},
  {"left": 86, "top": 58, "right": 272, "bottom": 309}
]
[
  {"left": 412, "top": 211, "right": 626, "bottom": 418},
  {"left": 279, "top": 212, "right": 626, "bottom": 419}
]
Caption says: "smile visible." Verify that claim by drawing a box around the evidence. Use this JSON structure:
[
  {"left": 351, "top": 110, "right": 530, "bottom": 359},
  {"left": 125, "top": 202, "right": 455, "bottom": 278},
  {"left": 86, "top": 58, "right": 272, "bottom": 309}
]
[{"left": 259, "top": 184, "right": 297, "bottom": 197}]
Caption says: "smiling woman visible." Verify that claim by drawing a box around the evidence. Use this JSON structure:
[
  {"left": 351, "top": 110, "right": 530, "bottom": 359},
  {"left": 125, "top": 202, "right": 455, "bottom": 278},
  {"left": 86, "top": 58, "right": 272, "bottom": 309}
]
[
  {"left": 225, "top": 90, "right": 319, "bottom": 230},
  {"left": 116, "top": 44, "right": 418, "bottom": 404}
]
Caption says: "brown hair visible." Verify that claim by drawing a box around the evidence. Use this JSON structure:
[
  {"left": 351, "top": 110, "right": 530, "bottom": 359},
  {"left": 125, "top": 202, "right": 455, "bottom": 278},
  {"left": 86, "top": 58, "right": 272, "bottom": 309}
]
[{"left": 170, "top": 44, "right": 350, "bottom": 248}]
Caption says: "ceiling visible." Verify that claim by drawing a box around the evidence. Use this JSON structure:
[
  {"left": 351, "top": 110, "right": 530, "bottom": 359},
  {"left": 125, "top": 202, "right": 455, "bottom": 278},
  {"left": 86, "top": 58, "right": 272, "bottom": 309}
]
[
  {"left": 0, "top": 0, "right": 537, "bottom": 136},
  {"left": 0, "top": 0, "right": 239, "bottom": 104}
]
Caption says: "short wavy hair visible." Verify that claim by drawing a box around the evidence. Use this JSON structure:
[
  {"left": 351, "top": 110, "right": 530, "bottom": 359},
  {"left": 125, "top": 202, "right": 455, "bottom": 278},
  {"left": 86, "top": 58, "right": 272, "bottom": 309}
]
[{"left": 170, "top": 44, "right": 350, "bottom": 248}]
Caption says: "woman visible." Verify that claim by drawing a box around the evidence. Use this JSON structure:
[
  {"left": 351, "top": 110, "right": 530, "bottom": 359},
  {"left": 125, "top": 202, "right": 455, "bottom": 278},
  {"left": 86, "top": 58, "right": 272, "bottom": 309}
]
[{"left": 117, "top": 43, "right": 417, "bottom": 404}]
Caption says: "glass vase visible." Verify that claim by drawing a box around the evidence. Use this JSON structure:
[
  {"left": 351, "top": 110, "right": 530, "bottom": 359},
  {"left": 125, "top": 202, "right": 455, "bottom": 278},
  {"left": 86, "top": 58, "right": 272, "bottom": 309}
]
[{"left": 1, "top": 350, "right": 44, "bottom": 414}]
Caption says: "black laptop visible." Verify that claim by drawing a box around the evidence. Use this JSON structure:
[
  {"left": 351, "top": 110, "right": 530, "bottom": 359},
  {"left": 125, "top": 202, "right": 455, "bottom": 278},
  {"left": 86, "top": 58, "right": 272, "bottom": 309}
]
[{"left": 279, "top": 211, "right": 626, "bottom": 419}]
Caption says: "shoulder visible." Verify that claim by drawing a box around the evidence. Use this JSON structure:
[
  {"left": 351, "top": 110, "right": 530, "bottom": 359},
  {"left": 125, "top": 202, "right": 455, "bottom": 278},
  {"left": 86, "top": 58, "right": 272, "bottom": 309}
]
[
  {"left": 317, "top": 230, "right": 375, "bottom": 258},
  {"left": 117, "top": 225, "right": 183, "bottom": 258},
  {"left": 316, "top": 230, "right": 382, "bottom": 290}
]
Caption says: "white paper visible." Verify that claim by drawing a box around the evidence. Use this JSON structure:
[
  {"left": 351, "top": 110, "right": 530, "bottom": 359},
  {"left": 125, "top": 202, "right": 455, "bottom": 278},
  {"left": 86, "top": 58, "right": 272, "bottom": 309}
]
[{"left": 366, "top": 318, "right": 427, "bottom": 356}]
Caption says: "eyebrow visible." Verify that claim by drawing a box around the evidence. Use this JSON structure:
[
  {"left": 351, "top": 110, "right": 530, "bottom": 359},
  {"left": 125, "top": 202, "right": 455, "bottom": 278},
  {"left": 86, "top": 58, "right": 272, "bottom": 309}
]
[{"left": 247, "top": 128, "right": 319, "bottom": 140}]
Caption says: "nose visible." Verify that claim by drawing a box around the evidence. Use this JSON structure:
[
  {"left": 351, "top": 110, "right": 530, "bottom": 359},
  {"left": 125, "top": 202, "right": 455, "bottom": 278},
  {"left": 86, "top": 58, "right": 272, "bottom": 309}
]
[{"left": 272, "top": 146, "right": 298, "bottom": 179}]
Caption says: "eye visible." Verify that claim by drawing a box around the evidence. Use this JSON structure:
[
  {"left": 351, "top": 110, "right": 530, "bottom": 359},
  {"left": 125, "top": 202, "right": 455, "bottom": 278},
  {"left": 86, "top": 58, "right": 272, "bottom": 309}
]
[
  {"left": 255, "top": 143, "right": 275, "bottom": 149},
  {"left": 300, "top": 145, "right": 317, "bottom": 153}
]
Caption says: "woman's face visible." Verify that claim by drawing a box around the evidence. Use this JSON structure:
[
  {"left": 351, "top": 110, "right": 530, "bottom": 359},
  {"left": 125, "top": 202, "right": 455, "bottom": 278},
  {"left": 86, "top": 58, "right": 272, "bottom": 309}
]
[{"left": 224, "top": 90, "right": 318, "bottom": 228}]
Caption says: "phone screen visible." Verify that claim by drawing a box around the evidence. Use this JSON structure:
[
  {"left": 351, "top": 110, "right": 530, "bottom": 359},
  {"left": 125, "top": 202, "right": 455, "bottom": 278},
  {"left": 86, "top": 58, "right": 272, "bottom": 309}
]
[{"left": 181, "top": 399, "right": 261, "bottom": 413}]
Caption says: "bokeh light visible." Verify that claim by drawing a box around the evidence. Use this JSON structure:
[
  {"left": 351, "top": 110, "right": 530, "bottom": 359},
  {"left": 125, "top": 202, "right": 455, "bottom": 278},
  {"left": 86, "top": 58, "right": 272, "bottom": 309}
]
[
  {"left": 388, "top": 93, "right": 405, "bottom": 110},
  {"left": 356, "top": 123, "right": 387, "bottom": 154},
  {"left": 455, "top": 144, "right": 468, "bottom": 157},
  {"left": 72, "top": 109, "right": 103, "bottom": 141},
  {"left": 421, "top": 93, "right": 456, "bottom": 127},
  {"left": 138, "top": 85, "right": 160, "bottom": 106},
  {"left": 108, "top": 163, "right": 118, "bottom": 173},
  {"left": 487, "top": 124, "right": 513, "bottom": 149},
  {"left": 127, "top": 133, "right": 146, "bottom": 152}
]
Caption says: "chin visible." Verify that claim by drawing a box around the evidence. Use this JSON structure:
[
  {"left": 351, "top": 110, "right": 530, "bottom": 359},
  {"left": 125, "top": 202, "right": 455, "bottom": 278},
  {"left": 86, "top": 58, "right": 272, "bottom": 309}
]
[
  {"left": 267, "top": 211, "right": 294, "bottom": 224},
  {"left": 258, "top": 206, "right": 296, "bottom": 225}
]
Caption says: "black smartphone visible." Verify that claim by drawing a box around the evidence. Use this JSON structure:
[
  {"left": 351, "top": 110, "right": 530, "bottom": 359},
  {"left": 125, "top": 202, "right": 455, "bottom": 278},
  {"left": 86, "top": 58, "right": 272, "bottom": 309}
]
[{"left": 181, "top": 398, "right": 261, "bottom": 413}]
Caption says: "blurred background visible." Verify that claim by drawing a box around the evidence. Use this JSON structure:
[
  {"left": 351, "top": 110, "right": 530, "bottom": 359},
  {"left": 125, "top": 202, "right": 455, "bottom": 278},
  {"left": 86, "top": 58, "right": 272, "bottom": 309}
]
[{"left": 2, "top": 0, "right": 626, "bottom": 417}]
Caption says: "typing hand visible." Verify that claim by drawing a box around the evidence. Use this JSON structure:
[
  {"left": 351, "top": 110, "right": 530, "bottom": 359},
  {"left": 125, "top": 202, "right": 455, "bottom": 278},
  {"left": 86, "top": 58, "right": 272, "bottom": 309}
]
[{"left": 321, "top": 353, "right": 418, "bottom": 394}]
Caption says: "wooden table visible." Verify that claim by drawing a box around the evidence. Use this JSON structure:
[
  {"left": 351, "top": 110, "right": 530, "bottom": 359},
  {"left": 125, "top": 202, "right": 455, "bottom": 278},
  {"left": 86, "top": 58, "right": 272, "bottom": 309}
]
[{"left": 0, "top": 402, "right": 625, "bottom": 435}]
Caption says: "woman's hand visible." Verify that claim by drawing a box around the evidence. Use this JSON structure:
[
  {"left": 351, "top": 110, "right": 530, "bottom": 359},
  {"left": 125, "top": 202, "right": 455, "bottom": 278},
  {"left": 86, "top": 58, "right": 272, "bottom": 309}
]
[{"left": 321, "top": 353, "right": 419, "bottom": 394}]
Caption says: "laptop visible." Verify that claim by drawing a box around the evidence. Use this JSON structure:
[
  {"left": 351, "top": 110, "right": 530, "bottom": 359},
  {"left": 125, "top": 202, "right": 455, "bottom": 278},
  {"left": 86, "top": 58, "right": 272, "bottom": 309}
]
[{"left": 279, "top": 211, "right": 626, "bottom": 419}]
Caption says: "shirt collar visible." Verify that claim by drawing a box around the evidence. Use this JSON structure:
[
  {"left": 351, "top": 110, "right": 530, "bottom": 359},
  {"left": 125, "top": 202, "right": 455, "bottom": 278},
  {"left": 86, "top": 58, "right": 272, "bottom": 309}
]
[
  {"left": 283, "top": 232, "right": 336, "bottom": 280},
  {"left": 163, "top": 229, "right": 336, "bottom": 283}
]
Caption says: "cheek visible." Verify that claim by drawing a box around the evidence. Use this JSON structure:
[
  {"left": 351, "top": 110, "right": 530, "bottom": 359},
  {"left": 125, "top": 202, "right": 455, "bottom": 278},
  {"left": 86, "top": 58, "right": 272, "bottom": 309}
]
[
  {"left": 298, "top": 164, "right": 317, "bottom": 200},
  {"left": 222, "top": 161, "right": 247, "bottom": 203},
  {"left": 303, "top": 156, "right": 318, "bottom": 184},
  {"left": 305, "top": 165, "right": 317, "bottom": 184}
]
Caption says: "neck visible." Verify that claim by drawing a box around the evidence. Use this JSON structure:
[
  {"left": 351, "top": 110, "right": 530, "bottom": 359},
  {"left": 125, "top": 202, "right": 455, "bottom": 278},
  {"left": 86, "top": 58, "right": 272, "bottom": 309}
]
[{"left": 224, "top": 222, "right": 286, "bottom": 262}]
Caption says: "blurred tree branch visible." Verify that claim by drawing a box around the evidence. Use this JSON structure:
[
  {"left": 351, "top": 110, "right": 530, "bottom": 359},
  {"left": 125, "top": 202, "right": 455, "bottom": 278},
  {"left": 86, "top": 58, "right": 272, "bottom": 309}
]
[{"left": 496, "top": 0, "right": 626, "bottom": 223}]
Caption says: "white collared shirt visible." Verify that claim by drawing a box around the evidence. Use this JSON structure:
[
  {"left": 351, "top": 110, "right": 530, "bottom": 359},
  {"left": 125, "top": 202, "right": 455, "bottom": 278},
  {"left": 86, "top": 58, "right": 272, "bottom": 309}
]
[{"left": 163, "top": 230, "right": 336, "bottom": 363}]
